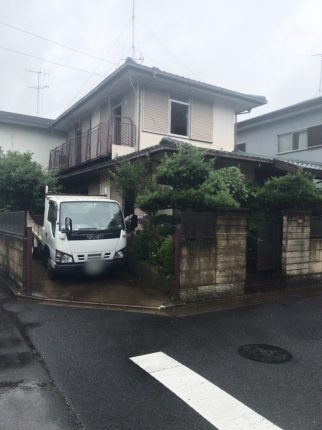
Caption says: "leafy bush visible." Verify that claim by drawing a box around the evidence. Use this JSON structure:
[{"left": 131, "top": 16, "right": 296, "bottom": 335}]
[
  {"left": 128, "top": 231, "right": 174, "bottom": 277},
  {"left": 256, "top": 170, "right": 322, "bottom": 211},
  {"left": 202, "top": 167, "right": 249, "bottom": 205},
  {"left": 157, "top": 237, "right": 174, "bottom": 276},
  {"left": 110, "top": 161, "right": 150, "bottom": 203},
  {"left": 136, "top": 144, "right": 247, "bottom": 213}
]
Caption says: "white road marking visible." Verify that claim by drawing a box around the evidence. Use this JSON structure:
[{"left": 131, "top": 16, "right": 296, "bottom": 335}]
[{"left": 130, "top": 351, "right": 282, "bottom": 430}]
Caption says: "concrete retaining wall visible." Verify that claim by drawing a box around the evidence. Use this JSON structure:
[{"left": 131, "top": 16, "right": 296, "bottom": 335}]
[
  {"left": 179, "top": 210, "right": 247, "bottom": 301},
  {"left": 0, "top": 232, "right": 26, "bottom": 290}
]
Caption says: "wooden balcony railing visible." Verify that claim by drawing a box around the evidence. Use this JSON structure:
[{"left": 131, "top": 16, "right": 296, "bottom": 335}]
[{"left": 49, "top": 116, "right": 136, "bottom": 170}]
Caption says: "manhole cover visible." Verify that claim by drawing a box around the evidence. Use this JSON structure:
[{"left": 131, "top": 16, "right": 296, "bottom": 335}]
[{"left": 238, "top": 344, "right": 292, "bottom": 363}]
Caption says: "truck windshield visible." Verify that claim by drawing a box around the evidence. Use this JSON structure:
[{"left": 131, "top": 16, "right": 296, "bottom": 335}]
[{"left": 59, "top": 201, "right": 125, "bottom": 231}]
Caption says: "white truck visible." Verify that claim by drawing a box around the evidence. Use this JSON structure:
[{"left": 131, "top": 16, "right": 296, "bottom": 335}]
[{"left": 28, "top": 194, "right": 127, "bottom": 278}]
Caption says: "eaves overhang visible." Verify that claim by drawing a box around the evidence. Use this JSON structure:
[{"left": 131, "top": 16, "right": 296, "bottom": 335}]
[
  {"left": 52, "top": 59, "right": 267, "bottom": 130},
  {"left": 238, "top": 97, "right": 322, "bottom": 131}
]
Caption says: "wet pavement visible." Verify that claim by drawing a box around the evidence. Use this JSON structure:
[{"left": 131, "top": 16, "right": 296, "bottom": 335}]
[
  {"left": 29, "top": 259, "right": 170, "bottom": 308},
  {"left": 0, "top": 287, "right": 81, "bottom": 430}
]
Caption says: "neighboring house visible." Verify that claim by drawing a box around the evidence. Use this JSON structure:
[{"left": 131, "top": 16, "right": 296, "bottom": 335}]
[
  {"left": 237, "top": 97, "right": 322, "bottom": 163},
  {"left": 0, "top": 111, "right": 65, "bottom": 167},
  {"left": 48, "top": 58, "right": 267, "bottom": 197}
]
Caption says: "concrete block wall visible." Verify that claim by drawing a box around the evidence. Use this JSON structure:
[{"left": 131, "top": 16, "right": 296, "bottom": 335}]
[
  {"left": 309, "top": 239, "right": 322, "bottom": 274},
  {"left": 0, "top": 233, "right": 25, "bottom": 289},
  {"left": 282, "top": 211, "right": 322, "bottom": 282},
  {"left": 179, "top": 210, "right": 247, "bottom": 301},
  {"left": 282, "top": 212, "right": 311, "bottom": 277}
]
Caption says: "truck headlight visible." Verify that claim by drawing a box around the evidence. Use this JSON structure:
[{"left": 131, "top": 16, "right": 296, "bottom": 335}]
[
  {"left": 55, "top": 251, "right": 74, "bottom": 263},
  {"left": 114, "top": 250, "right": 125, "bottom": 260}
]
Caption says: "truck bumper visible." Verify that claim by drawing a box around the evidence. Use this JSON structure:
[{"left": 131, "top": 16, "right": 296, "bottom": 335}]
[{"left": 54, "top": 259, "right": 126, "bottom": 276}]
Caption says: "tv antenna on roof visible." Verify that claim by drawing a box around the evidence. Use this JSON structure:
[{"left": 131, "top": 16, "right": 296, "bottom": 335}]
[
  {"left": 25, "top": 68, "right": 49, "bottom": 116},
  {"left": 312, "top": 54, "right": 322, "bottom": 96},
  {"left": 130, "top": 0, "right": 143, "bottom": 63}
]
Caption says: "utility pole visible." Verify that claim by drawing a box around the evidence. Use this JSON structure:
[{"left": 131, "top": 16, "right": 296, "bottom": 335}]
[
  {"left": 312, "top": 54, "right": 322, "bottom": 96},
  {"left": 25, "top": 69, "right": 49, "bottom": 116}
]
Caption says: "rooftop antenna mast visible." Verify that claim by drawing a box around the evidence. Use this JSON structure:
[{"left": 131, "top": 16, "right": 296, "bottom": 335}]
[
  {"left": 131, "top": 0, "right": 135, "bottom": 59},
  {"left": 25, "top": 69, "right": 49, "bottom": 116},
  {"left": 312, "top": 54, "right": 322, "bottom": 96},
  {"left": 129, "top": 0, "right": 143, "bottom": 63}
]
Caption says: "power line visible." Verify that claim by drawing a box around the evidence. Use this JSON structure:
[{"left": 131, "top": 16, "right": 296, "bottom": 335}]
[
  {"left": 0, "top": 19, "right": 119, "bottom": 66},
  {"left": 136, "top": 17, "right": 201, "bottom": 80},
  {"left": 0, "top": 45, "right": 105, "bottom": 76},
  {"left": 67, "top": 19, "right": 132, "bottom": 106}
]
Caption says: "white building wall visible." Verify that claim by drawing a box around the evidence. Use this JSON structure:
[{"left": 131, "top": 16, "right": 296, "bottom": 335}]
[
  {"left": 139, "top": 101, "right": 235, "bottom": 151},
  {"left": 140, "top": 88, "right": 235, "bottom": 151},
  {"left": 0, "top": 123, "right": 65, "bottom": 167},
  {"left": 237, "top": 108, "right": 322, "bottom": 162}
]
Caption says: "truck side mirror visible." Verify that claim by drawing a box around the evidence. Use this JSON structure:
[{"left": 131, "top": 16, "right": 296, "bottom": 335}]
[{"left": 65, "top": 217, "right": 72, "bottom": 239}]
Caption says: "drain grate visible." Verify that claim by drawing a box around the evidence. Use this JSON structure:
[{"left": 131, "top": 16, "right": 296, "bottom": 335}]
[{"left": 238, "top": 344, "right": 292, "bottom": 363}]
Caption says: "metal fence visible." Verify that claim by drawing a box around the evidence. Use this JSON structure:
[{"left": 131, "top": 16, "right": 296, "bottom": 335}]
[
  {"left": 49, "top": 117, "right": 136, "bottom": 170},
  {"left": 0, "top": 211, "right": 26, "bottom": 236}
]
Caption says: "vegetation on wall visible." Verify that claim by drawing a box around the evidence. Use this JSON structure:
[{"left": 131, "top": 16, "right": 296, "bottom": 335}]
[
  {"left": 0, "top": 150, "right": 61, "bottom": 213},
  {"left": 256, "top": 169, "right": 322, "bottom": 211},
  {"left": 110, "top": 161, "right": 151, "bottom": 204},
  {"left": 136, "top": 144, "right": 248, "bottom": 214}
]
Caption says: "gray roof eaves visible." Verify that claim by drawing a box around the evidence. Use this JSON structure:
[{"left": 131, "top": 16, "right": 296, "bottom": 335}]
[
  {"left": 238, "top": 96, "right": 322, "bottom": 130},
  {"left": 0, "top": 110, "right": 54, "bottom": 129},
  {"left": 52, "top": 59, "right": 267, "bottom": 128}
]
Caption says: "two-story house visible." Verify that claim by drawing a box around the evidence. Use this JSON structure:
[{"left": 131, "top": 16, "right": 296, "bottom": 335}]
[
  {"left": 48, "top": 58, "right": 267, "bottom": 200},
  {"left": 237, "top": 97, "right": 322, "bottom": 163}
]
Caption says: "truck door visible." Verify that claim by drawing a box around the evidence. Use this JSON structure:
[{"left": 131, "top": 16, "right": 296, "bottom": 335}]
[{"left": 45, "top": 201, "right": 58, "bottom": 260}]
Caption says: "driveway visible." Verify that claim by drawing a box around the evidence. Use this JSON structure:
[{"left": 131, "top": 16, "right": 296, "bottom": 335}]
[{"left": 29, "top": 259, "right": 169, "bottom": 308}]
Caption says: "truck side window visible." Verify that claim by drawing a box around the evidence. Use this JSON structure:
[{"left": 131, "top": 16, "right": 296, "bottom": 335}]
[{"left": 47, "top": 202, "right": 57, "bottom": 236}]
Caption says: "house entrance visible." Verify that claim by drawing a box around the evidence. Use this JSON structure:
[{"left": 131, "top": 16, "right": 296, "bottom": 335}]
[{"left": 112, "top": 105, "right": 122, "bottom": 145}]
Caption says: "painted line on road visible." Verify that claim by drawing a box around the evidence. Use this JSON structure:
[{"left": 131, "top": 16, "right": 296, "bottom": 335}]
[{"left": 130, "top": 351, "right": 282, "bottom": 430}]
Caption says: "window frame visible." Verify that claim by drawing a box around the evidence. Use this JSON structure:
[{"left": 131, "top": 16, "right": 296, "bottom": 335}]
[
  {"left": 277, "top": 128, "right": 308, "bottom": 154},
  {"left": 169, "top": 98, "right": 190, "bottom": 138},
  {"left": 47, "top": 201, "right": 58, "bottom": 237}
]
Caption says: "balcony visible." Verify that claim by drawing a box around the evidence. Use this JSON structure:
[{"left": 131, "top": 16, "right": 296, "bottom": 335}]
[{"left": 49, "top": 116, "right": 136, "bottom": 170}]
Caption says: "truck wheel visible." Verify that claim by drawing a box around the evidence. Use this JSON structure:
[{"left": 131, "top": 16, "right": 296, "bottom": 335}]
[{"left": 46, "top": 255, "right": 56, "bottom": 280}]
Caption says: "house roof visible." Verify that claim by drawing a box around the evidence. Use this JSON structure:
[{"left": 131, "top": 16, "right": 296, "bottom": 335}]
[
  {"left": 58, "top": 139, "right": 322, "bottom": 181},
  {"left": 0, "top": 110, "right": 54, "bottom": 129},
  {"left": 238, "top": 96, "right": 322, "bottom": 130},
  {"left": 52, "top": 58, "right": 267, "bottom": 128}
]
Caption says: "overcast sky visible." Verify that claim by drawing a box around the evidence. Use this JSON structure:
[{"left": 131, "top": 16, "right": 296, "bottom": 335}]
[{"left": 1, "top": 0, "right": 322, "bottom": 120}]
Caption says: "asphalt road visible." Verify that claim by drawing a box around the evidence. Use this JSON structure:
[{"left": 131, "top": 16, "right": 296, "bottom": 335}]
[{"left": 3, "top": 292, "right": 322, "bottom": 429}]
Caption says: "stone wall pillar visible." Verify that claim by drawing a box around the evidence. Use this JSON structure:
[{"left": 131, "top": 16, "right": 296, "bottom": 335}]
[
  {"left": 282, "top": 211, "right": 311, "bottom": 278},
  {"left": 215, "top": 210, "right": 247, "bottom": 287},
  {"left": 179, "top": 209, "right": 247, "bottom": 302}
]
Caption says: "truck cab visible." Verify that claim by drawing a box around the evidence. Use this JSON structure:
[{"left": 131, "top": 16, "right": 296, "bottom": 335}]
[{"left": 31, "top": 195, "right": 127, "bottom": 278}]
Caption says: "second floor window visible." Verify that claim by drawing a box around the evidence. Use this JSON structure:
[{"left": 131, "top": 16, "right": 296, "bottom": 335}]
[
  {"left": 278, "top": 130, "right": 307, "bottom": 153},
  {"left": 170, "top": 99, "right": 189, "bottom": 137}
]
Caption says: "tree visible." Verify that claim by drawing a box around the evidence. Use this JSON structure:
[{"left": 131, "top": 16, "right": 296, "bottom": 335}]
[
  {"left": 256, "top": 170, "right": 322, "bottom": 211},
  {"left": 136, "top": 144, "right": 248, "bottom": 213},
  {"left": 0, "top": 150, "right": 61, "bottom": 213},
  {"left": 110, "top": 161, "right": 151, "bottom": 204}
]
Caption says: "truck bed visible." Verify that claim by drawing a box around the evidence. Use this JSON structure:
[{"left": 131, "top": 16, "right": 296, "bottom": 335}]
[{"left": 27, "top": 213, "right": 44, "bottom": 242}]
